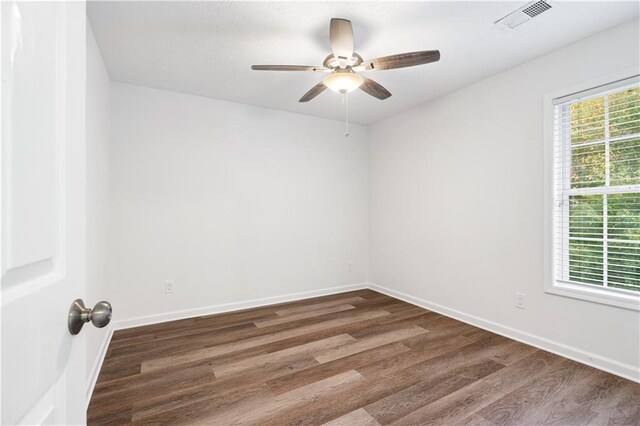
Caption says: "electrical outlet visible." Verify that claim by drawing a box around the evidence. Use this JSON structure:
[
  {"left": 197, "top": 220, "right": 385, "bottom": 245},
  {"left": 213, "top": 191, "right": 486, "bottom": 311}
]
[
  {"left": 347, "top": 261, "right": 353, "bottom": 272},
  {"left": 515, "top": 293, "right": 525, "bottom": 309},
  {"left": 165, "top": 280, "right": 175, "bottom": 294}
]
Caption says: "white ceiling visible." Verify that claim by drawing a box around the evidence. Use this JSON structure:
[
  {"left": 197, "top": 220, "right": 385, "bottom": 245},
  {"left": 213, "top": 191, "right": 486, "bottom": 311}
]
[{"left": 88, "top": 1, "right": 639, "bottom": 125}]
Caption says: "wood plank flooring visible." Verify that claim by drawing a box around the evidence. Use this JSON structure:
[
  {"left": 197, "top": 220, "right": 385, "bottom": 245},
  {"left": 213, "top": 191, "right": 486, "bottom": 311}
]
[{"left": 88, "top": 289, "right": 640, "bottom": 425}]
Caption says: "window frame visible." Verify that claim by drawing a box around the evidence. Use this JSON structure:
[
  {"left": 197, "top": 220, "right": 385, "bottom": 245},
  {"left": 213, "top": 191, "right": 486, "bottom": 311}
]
[{"left": 544, "top": 68, "right": 640, "bottom": 311}]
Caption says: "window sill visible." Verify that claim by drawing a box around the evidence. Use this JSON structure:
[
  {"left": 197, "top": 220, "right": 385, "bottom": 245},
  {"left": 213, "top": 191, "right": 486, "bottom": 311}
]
[{"left": 546, "top": 281, "right": 640, "bottom": 311}]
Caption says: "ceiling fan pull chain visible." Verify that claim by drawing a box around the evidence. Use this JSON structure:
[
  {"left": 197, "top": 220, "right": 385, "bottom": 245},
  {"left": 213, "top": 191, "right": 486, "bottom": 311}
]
[{"left": 344, "top": 91, "right": 350, "bottom": 138}]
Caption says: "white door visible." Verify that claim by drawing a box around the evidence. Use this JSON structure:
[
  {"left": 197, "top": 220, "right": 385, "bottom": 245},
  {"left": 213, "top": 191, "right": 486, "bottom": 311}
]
[{"left": 1, "top": 1, "right": 87, "bottom": 424}]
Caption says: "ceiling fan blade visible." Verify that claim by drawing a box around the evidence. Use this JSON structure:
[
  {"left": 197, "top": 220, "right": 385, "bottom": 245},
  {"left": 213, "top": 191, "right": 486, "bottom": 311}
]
[
  {"left": 329, "top": 18, "right": 354, "bottom": 65},
  {"left": 360, "top": 77, "right": 392, "bottom": 100},
  {"left": 360, "top": 50, "right": 440, "bottom": 71},
  {"left": 299, "top": 82, "right": 327, "bottom": 102},
  {"left": 251, "top": 65, "right": 327, "bottom": 72}
]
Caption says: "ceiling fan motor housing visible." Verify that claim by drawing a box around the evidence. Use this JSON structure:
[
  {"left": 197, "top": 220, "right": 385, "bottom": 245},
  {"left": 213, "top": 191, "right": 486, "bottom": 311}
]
[{"left": 323, "top": 53, "right": 363, "bottom": 70}]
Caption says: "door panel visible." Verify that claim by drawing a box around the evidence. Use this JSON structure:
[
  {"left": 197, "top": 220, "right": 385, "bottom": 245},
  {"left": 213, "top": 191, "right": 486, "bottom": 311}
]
[
  {"left": 2, "top": 1, "right": 87, "bottom": 424},
  {"left": 2, "top": 1, "right": 56, "bottom": 273}
]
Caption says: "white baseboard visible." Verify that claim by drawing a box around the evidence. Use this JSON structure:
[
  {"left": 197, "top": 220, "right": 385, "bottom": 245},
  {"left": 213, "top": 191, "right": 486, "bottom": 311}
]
[
  {"left": 113, "top": 283, "right": 369, "bottom": 330},
  {"left": 85, "top": 324, "right": 114, "bottom": 409},
  {"left": 367, "top": 282, "right": 640, "bottom": 383}
]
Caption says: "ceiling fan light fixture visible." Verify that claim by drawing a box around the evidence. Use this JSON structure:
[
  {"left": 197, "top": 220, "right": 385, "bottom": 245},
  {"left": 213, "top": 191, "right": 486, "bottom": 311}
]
[{"left": 323, "top": 71, "right": 364, "bottom": 93}]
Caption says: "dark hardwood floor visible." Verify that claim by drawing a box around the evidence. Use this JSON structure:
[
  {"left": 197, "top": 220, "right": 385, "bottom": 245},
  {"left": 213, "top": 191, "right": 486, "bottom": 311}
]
[{"left": 88, "top": 289, "right": 640, "bottom": 425}]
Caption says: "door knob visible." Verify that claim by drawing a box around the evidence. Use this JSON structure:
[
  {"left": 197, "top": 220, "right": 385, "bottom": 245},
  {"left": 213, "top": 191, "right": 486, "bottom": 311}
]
[{"left": 68, "top": 299, "right": 112, "bottom": 335}]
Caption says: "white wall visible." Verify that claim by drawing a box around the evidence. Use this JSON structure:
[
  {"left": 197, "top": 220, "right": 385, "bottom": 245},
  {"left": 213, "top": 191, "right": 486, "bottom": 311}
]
[
  {"left": 109, "top": 83, "right": 369, "bottom": 322},
  {"left": 369, "top": 20, "right": 640, "bottom": 379},
  {"left": 86, "top": 23, "right": 111, "bottom": 383}
]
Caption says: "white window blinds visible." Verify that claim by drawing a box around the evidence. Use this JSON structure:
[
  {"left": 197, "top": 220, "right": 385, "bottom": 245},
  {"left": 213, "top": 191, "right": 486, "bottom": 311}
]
[{"left": 553, "top": 77, "right": 640, "bottom": 294}]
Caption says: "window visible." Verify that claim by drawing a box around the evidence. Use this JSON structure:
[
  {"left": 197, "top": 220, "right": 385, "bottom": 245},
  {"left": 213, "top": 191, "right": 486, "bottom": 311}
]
[{"left": 550, "top": 75, "right": 640, "bottom": 309}]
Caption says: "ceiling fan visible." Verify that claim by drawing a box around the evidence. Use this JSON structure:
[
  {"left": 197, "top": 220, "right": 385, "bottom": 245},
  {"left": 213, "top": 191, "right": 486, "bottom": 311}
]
[{"left": 251, "top": 18, "right": 441, "bottom": 103}]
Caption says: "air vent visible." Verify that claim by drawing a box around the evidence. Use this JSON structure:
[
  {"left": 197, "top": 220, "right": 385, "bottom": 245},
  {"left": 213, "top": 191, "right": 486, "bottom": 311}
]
[
  {"left": 495, "top": 1, "right": 554, "bottom": 30},
  {"left": 522, "top": 0, "right": 552, "bottom": 17}
]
